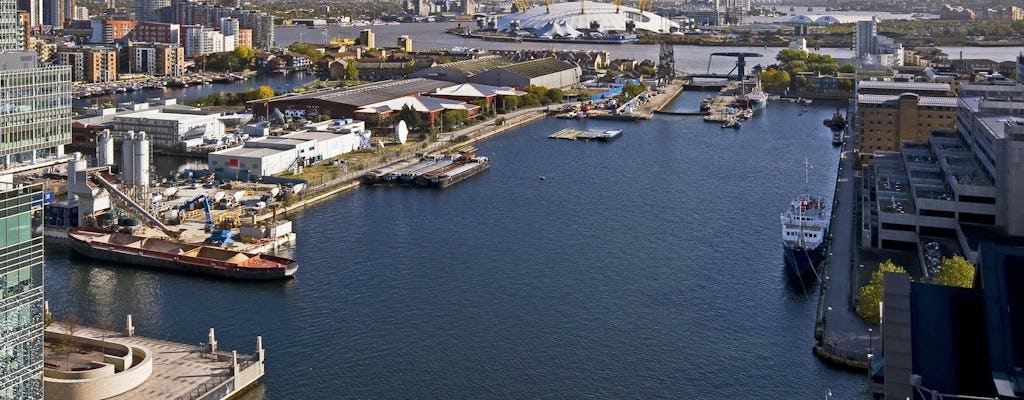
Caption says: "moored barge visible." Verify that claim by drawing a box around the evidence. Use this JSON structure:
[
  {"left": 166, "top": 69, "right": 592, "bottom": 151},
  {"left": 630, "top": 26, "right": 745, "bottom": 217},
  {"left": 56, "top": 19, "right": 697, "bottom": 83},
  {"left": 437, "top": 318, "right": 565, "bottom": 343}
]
[{"left": 67, "top": 227, "right": 298, "bottom": 280}]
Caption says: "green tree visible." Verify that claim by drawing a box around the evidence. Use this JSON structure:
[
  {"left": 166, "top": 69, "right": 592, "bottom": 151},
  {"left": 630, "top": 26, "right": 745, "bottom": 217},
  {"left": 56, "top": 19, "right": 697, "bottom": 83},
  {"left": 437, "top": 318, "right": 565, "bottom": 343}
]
[
  {"left": 501, "top": 95, "right": 520, "bottom": 112},
  {"left": 838, "top": 64, "right": 857, "bottom": 74},
  {"left": 521, "top": 93, "right": 541, "bottom": 107},
  {"left": 622, "top": 83, "right": 645, "bottom": 98},
  {"left": 441, "top": 109, "right": 469, "bottom": 129},
  {"left": 344, "top": 61, "right": 359, "bottom": 81},
  {"left": 394, "top": 104, "right": 422, "bottom": 130},
  {"left": 232, "top": 46, "right": 255, "bottom": 67},
  {"left": 759, "top": 68, "right": 791, "bottom": 93},
  {"left": 857, "top": 260, "right": 906, "bottom": 325},
  {"left": 287, "top": 43, "right": 321, "bottom": 59},
  {"left": 934, "top": 255, "right": 975, "bottom": 288},
  {"left": 544, "top": 88, "right": 564, "bottom": 104}
]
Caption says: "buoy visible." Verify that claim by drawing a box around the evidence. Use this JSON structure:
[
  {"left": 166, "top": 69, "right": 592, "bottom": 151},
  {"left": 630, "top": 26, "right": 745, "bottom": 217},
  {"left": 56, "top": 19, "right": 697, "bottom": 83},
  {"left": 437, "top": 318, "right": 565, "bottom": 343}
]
[{"left": 539, "top": 176, "right": 546, "bottom": 180}]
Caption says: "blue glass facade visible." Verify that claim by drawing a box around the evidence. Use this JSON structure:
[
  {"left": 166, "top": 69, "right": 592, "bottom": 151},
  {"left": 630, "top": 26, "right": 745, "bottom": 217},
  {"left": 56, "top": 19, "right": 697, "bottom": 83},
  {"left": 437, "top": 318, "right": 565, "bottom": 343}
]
[{"left": 0, "top": 184, "right": 44, "bottom": 400}]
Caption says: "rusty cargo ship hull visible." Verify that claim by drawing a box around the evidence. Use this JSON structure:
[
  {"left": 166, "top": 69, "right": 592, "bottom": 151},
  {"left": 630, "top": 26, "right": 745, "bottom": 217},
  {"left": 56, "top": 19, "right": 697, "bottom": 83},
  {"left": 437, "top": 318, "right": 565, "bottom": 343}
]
[{"left": 67, "top": 228, "right": 298, "bottom": 280}]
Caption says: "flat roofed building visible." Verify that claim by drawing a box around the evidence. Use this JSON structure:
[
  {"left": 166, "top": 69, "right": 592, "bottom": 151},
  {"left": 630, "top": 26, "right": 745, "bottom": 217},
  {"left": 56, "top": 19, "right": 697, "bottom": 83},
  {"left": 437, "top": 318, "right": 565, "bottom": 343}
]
[
  {"left": 856, "top": 93, "right": 958, "bottom": 163},
  {"left": 112, "top": 108, "right": 225, "bottom": 150},
  {"left": 208, "top": 119, "right": 364, "bottom": 178}
]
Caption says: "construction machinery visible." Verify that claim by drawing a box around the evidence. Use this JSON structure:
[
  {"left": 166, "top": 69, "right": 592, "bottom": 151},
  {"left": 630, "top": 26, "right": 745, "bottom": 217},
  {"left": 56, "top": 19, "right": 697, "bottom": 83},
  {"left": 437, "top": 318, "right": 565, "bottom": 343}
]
[
  {"left": 512, "top": 0, "right": 531, "bottom": 12},
  {"left": 178, "top": 194, "right": 234, "bottom": 246}
]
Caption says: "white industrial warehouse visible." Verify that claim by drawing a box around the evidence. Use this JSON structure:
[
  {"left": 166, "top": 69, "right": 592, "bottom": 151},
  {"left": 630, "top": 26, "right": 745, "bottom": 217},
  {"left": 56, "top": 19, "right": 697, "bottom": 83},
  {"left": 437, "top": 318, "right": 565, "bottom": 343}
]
[
  {"left": 208, "top": 119, "right": 367, "bottom": 178},
  {"left": 495, "top": 2, "right": 678, "bottom": 34}
]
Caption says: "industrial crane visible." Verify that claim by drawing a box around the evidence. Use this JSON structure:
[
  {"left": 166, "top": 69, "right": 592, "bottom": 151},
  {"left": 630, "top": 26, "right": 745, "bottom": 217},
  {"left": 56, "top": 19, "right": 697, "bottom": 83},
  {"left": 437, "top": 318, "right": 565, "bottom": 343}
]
[
  {"left": 179, "top": 194, "right": 234, "bottom": 246},
  {"left": 707, "top": 52, "right": 763, "bottom": 80}
]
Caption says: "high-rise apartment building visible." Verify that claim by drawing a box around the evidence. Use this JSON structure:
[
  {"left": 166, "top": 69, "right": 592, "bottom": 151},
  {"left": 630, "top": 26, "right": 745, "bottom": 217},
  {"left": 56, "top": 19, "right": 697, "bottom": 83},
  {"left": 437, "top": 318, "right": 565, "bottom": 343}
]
[
  {"left": 82, "top": 46, "right": 115, "bottom": 82},
  {"left": 2, "top": 0, "right": 26, "bottom": 50},
  {"left": 14, "top": 0, "right": 40, "bottom": 30},
  {"left": 135, "top": 0, "right": 169, "bottom": 22},
  {"left": 0, "top": 182, "right": 45, "bottom": 400},
  {"left": 170, "top": 0, "right": 272, "bottom": 49},
  {"left": 359, "top": 29, "right": 374, "bottom": 49}
]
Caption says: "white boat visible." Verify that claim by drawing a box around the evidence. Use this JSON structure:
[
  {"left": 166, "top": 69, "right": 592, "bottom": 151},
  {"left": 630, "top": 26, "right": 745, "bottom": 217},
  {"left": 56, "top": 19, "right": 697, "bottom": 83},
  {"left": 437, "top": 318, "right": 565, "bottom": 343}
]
[
  {"left": 291, "top": 183, "right": 305, "bottom": 194},
  {"left": 268, "top": 187, "right": 280, "bottom": 198},
  {"left": 780, "top": 161, "right": 830, "bottom": 277},
  {"left": 745, "top": 91, "right": 768, "bottom": 110}
]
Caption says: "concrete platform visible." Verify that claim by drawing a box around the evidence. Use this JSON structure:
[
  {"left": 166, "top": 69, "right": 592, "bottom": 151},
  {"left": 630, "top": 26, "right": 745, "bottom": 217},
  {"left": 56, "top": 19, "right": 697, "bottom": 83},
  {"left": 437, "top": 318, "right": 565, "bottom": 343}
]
[{"left": 46, "top": 319, "right": 265, "bottom": 400}]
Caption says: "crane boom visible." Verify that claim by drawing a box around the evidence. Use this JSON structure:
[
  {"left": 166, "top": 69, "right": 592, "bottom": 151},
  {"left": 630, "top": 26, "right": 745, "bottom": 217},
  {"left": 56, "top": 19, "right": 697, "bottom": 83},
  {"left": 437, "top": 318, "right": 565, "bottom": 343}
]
[{"left": 179, "top": 194, "right": 214, "bottom": 230}]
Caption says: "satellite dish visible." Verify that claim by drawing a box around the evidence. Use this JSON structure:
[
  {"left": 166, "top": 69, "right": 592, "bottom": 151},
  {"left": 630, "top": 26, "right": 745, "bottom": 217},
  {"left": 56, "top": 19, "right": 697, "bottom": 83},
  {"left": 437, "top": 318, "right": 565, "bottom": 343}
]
[{"left": 394, "top": 120, "right": 409, "bottom": 144}]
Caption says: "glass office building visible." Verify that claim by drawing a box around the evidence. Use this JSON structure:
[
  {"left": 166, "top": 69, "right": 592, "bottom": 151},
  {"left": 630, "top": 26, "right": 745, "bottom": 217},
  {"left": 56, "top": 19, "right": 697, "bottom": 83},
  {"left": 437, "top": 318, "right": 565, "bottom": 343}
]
[
  {"left": 0, "top": 183, "right": 44, "bottom": 400},
  {"left": 0, "top": 53, "right": 72, "bottom": 163}
]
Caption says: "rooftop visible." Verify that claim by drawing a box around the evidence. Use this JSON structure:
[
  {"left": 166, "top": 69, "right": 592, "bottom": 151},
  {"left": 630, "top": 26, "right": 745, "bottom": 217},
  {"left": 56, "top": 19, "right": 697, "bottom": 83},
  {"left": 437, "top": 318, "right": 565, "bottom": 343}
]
[
  {"left": 255, "top": 78, "right": 453, "bottom": 108},
  {"left": 858, "top": 81, "right": 952, "bottom": 93},
  {"left": 429, "top": 56, "right": 511, "bottom": 76},
  {"left": 115, "top": 109, "right": 218, "bottom": 122},
  {"left": 212, "top": 147, "right": 287, "bottom": 158},
  {"left": 498, "top": 58, "right": 578, "bottom": 79},
  {"left": 857, "top": 94, "right": 959, "bottom": 108}
]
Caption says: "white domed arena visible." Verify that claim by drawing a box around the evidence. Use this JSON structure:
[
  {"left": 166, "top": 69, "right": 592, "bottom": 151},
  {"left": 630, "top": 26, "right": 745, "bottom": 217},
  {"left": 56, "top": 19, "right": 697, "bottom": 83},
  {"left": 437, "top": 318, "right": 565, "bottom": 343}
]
[{"left": 496, "top": 2, "right": 679, "bottom": 34}]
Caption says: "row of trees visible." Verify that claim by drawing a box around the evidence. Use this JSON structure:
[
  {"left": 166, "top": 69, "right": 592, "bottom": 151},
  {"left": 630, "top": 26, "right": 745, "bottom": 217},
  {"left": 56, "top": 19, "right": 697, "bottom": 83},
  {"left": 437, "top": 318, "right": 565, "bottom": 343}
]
[
  {"left": 856, "top": 255, "right": 975, "bottom": 325},
  {"left": 188, "top": 85, "right": 275, "bottom": 107},
  {"left": 204, "top": 46, "right": 256, "bottom": 72},
  {"left": 759, "top": 49, "right": 857, "bottom": 94}
]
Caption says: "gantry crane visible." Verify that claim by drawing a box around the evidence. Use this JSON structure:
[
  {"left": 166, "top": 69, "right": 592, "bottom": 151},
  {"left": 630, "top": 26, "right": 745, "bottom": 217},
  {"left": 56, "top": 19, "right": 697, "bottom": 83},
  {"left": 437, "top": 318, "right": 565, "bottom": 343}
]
[{"left": 707, "top": 52, "right": 763, "bottom": 80}]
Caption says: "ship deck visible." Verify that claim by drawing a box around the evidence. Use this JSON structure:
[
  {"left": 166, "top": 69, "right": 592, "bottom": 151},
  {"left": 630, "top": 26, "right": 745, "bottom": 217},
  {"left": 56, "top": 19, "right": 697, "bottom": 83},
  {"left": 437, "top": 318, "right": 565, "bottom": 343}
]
[{"left": 69, "top": 229, "right": 290, "bottom": 269}]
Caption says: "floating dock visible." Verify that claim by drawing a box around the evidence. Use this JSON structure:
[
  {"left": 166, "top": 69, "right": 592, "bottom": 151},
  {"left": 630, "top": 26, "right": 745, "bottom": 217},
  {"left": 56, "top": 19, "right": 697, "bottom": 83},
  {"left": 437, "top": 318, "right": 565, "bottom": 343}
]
[{"left": 548, "top": 129, "right": 622, "bottom": 141}]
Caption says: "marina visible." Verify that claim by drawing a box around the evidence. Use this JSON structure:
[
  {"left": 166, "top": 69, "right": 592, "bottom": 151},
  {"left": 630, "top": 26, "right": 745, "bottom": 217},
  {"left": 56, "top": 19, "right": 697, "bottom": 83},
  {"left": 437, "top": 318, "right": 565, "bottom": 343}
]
[{"left": 46, "top": 100, "right": 861, "bottom": 399}]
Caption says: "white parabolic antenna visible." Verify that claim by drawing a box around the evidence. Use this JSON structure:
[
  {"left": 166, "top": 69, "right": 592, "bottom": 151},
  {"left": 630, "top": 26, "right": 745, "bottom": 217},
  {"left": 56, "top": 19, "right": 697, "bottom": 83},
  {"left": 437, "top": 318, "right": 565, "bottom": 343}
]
[{"left": 394, "top": 120, "right": 409, "bottom": 144}]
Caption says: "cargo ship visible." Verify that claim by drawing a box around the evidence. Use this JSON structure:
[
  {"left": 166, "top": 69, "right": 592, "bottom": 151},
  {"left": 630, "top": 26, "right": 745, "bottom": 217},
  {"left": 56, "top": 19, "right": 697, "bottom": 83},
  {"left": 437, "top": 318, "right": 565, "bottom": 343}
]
[{"left": 67, "top": 227, "right": 298, "bottom": 280}]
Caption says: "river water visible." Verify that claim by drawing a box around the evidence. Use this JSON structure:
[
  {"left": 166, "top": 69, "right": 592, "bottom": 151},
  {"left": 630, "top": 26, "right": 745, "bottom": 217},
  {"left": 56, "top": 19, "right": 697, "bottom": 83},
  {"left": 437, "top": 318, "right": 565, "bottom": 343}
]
[
  {"left": 45, "top": 91, "right": 880, "bottom": 398},
  {"left": 50, "top": 22, "right": 1020, "bottom": 399}
]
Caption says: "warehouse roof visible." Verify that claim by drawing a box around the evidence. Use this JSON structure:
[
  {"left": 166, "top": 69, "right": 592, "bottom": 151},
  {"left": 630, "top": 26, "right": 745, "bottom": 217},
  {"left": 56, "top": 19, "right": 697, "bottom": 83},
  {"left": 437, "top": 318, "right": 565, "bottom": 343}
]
[
  {"left": 857, "top": 94, "right": 959, "bottom": 108},
  {"left": 498, "top": 58, "right": 577, "bottom": 79},
  {"left": 212, "top": 147, "right": 289, "bottom": 158},
  {"left": 430, "top": 56, "right": 512, "bottom": 76},
  {"left": 254, "top": 78, "right": 453, "bottom": 108}
]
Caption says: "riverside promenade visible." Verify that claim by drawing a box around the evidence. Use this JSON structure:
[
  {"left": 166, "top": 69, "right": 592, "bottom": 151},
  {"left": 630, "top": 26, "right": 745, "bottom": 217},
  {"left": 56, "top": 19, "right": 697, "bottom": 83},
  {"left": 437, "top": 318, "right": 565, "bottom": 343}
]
[
  {"left": 256, "top": 107, "right": 549, "bottom": 221},
  {"left": 814, "top": 128, "right": 874, "bottom": 370}
]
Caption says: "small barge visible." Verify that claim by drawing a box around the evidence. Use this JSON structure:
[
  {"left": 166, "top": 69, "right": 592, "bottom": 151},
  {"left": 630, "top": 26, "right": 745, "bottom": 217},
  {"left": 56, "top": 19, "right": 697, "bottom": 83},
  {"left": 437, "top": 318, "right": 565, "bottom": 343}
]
[
  {"left": 67, "top": 227, "right": 298, "bottom": 280},
  {"left": 417, "top": 155, "right": 490, "bottom": 188}
]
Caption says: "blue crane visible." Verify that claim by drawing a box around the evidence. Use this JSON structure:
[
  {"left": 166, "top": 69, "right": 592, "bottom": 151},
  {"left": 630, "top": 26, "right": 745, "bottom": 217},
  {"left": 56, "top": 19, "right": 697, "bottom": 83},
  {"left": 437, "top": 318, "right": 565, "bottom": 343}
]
[{"left": 178, "top": 194, "right": 233, "bottom": 245}]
